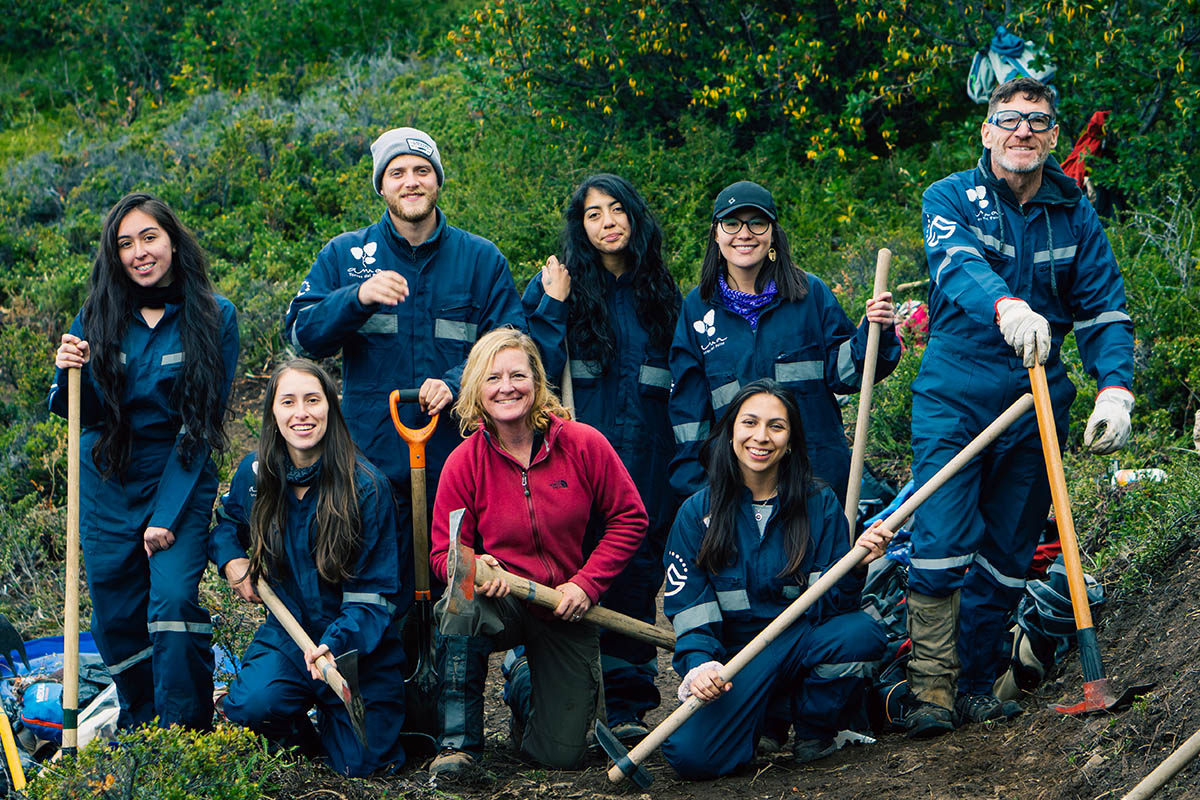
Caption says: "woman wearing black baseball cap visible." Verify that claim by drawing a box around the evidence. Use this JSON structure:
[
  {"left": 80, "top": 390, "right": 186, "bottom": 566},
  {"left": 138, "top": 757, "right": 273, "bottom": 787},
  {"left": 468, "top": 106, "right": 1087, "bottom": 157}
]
[{"left": 668, "top": 178, "right": 900, "bottom": 508}]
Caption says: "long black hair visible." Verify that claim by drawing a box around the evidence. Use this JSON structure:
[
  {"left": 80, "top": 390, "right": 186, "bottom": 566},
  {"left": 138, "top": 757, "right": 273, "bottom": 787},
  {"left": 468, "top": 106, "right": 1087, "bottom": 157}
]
[
  {"left": 696, "top": 379, "right": 817, "bottom": 577},
  {"left": 697, "top": 202, "right": 809, "bottom": 304},
  {"left": 561, "top": 174, "right": 680, "bottom": 370},
  {"left": 250, "top": 359, "right": 363, "bottom": 586},
  {"left": 84, "top": 192, "right": 229, "bottom": 477}
]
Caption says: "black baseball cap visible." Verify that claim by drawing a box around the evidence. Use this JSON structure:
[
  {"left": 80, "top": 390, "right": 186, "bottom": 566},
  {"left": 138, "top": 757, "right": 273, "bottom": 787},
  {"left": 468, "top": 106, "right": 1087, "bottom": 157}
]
[{"left": 712, "top": 181, "right": 778, "bottom": 221}]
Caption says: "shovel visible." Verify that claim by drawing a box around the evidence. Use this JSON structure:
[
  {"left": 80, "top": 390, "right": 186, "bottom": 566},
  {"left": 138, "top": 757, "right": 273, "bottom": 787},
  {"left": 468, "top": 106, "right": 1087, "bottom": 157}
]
[
  {"left": 445, "top": 531, "right": 675, "bottom": 650},
  {"left": 388, "top": 388, "right": 439, "bottom": 736},
  {"left": 843, "top": 248, "right": 891, "bottom": 536},
  {"left": 256, "top": 580, "right": 368, "bottom": 748},
  {"left": 1027, "top": 364, "right": 1153, "bottom": 714},
  {"left": 601, "top": 392, "right": 1036, "bottom": 787},
  {"left": 63, "top": 366, "right": 82, "bottom": 758}
]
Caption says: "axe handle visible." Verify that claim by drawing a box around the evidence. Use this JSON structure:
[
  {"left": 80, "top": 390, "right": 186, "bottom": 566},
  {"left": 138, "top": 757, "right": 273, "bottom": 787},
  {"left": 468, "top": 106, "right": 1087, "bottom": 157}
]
[
  {"left": 844, "top": 248, "right": 891, "bottom": 534},
  {"left": 475, "top": 559, "right": 675, "bottom": 650},
  {"left": 609, "top": 392, "right": 1035, "bottom": 783},
  {"left": 256, "top": 580, "right": 353, "bottom": 702}
]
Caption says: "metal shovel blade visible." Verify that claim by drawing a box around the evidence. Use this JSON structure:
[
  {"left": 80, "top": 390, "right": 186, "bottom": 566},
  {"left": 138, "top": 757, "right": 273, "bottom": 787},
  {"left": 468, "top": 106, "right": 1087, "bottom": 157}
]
[
  {"left": 594, "top": 720, "right": 652, "bottom": 789},
  {"left": 0, "top": 612, "right": 28, "bottom": 675},
  {"left": 1054, "top": 678, "right": 1156, "bottom": 715},
  {"left": 335, "top": 650, "right": 368, "bottom": 748}
]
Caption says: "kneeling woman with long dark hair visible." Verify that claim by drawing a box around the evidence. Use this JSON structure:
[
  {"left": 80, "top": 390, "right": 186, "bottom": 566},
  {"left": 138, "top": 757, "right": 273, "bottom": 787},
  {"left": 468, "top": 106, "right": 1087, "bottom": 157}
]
[
  {"left": 662, "top": 379, "right": 891, "bottom": 779},
  {"left": 210, "top": 359, "right": 411, "bottom": 776}
]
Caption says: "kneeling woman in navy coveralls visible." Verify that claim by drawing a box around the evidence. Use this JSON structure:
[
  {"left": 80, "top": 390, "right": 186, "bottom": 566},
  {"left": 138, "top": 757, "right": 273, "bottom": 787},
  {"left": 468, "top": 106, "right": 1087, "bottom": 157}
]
[
  {"left": 50, "top": 193, "right": 239, "bottom": 730},
  {"left": 211, "top": 360, "right": 410, "bottom": 776},
  {"left": 662, "top": 379, "right": 890, "bottom": 779}
]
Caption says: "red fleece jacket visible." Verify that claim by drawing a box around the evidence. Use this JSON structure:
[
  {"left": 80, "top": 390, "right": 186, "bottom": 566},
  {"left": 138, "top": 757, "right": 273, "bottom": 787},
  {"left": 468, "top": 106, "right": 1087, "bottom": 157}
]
[{"left": 430, "top": 415, "right": 648, "bottom": 602}]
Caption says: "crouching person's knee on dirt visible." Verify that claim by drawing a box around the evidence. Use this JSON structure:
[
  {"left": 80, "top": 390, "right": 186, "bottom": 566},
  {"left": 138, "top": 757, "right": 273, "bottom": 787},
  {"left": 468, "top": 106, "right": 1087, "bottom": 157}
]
[
  {"left": 662, "top": 381, "right": 890, "bottom": 780},
  {"left": 211, "top": 360, "right": 410, "bottom": 777},
  {"left": 426, "top": 329, "right": 648, "bottom": 781}
]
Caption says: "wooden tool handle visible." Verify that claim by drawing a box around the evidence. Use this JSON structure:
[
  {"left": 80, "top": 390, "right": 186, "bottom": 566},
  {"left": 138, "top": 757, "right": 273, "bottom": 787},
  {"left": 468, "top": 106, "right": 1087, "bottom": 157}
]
[
  {"left": 256, "top": 580, "right": 351, "bottom": 699},
  {"left": 63, "top": 367, "right": 81, "bottom": 754},
  {"left": 411, "top": 468, "right": 431, "bottom": 595},
  {"left": 475, "top": 559, "right": 675, "bottom": 650},
  {"left": 610, "top": 392, "right": 1035, "bottom": 783},
  {"left": 844, "top": 248, "right": 892, "bottom": 532},
  {"left": 1028, "top": 365, "right": 1093, "bottom": 631}
]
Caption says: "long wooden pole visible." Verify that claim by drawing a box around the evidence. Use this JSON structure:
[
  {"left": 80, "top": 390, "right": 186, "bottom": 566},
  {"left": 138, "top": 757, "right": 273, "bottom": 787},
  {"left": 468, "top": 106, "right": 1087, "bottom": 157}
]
[
  {"left": 62, "top": 367, "right": 81, "bottom": 755},
  {"left": 843, "top": 248, "right": 892, "bottom": 534},
  {"left": 1122, "top": 726, "right": 1200, "bottom": 800},
  {"left": 609, "top": 392, "right": 1035, "bottom": 784}
]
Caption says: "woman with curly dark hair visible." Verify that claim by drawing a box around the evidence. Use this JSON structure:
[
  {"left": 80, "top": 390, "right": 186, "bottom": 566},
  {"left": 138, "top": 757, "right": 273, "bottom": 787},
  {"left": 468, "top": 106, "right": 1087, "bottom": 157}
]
[
  {"left": 211, "top": 359, "right": 409, "bottom": 776},
  {"left": 50, "top": 192, "right": 239, "bottom": 730},
  {"left": 524, "top": 173, "right": 681, "bottom": 739}
]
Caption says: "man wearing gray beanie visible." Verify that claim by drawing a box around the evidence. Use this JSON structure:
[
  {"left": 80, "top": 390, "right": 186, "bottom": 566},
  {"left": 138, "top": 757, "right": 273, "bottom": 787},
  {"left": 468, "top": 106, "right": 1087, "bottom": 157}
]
[{"left": 283, "top": 125, "right": 524, "bottom": 730}]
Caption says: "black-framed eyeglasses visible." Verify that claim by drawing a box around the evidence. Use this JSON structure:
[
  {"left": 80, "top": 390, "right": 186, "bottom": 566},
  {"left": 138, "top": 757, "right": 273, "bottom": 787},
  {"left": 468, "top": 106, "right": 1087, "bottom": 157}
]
[
  {"left": 988, "top": 110, "right": 1056, "bottom": 133},
  {"left": 718, "top": 217, "right": 771, "bottom": 235}
]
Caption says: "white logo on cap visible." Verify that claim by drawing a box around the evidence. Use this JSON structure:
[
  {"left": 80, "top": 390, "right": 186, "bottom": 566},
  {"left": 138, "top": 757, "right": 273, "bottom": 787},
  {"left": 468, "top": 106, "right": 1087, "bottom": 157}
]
[
  {"left": 406, "top": 138, "right": 434, "bottom": 157},
  {"left": 727, "top": 197, "right": 736, "bottom": 205}
]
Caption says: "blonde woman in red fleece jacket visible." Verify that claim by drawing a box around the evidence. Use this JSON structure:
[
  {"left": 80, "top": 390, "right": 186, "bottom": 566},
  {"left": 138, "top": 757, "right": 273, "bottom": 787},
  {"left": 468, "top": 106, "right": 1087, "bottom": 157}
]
[{"left": 427, "top": 327, "right": 648, "bottom": 780}]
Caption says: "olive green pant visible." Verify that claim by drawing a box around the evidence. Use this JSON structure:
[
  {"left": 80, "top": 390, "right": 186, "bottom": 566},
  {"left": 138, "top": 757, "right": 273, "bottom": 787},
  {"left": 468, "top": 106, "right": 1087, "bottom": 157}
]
[
  {"left": 434, "top": 592, "right": 601, "bottom": 769},
  {"left": 905, "top": 590, "right": 961, "bottom": 710}
]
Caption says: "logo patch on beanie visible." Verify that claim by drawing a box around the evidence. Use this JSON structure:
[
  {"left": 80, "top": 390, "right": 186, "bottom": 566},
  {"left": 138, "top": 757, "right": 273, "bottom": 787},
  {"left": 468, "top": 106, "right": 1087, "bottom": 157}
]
[{"left": 407, "top": 138, "right": 434, "bottom": 157}]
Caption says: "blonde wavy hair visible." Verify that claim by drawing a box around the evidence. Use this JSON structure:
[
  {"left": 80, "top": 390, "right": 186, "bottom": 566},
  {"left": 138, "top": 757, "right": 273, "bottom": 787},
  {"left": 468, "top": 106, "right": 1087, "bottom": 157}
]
[{"left": 454, "top": 327, "right": 571, "bottom": 436}]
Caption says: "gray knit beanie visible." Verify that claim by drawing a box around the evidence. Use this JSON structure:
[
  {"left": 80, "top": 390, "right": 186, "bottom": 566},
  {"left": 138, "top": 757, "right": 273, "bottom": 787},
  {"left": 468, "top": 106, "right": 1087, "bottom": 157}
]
[{"left": 370, "top": 127, "right": 444, "bottom": 193}]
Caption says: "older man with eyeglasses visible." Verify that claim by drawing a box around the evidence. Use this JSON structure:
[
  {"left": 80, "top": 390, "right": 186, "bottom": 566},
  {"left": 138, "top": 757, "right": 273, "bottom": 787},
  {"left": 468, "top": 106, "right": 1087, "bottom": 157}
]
[{"left": 902, "top": 77, "right": 1135, "bottom": 737}]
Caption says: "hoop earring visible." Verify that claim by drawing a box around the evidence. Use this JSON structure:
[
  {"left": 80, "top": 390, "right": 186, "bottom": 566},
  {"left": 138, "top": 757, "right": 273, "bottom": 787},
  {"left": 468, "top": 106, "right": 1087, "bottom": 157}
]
[{"left": 768, "top": 247, "right": 777, "bottom": 263}]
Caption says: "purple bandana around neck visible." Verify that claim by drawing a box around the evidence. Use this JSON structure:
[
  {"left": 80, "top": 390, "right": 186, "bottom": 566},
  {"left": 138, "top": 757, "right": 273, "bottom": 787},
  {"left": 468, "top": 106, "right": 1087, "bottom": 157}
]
[{"left": 717, "top": 273, "right": 777, "bottom": 330}]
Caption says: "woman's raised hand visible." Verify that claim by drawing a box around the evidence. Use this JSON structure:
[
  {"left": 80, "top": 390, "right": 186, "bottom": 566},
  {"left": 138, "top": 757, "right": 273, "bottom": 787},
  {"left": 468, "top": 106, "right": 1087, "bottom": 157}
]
[
  {"left": 55, "top": 333, "right": 90, "bottom": 369},
  {"left": 541, "top": 255, "right": 571, "bottom": 302}
]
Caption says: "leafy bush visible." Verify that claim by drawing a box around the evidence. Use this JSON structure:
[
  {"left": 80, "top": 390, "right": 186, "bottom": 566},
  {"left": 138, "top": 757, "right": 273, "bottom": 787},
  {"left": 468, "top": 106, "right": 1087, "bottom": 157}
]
[{"left": 29, "top": 723, "right": 283, "bottom": 800}]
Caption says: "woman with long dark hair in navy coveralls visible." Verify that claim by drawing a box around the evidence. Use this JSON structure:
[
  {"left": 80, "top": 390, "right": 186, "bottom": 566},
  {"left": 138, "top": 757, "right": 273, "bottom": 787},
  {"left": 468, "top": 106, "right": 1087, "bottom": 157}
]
[
  {"left": 50, "top": 192, "right": 239, "bottom": 730},
  {"left": 662, "top": 380, "right": 890, "bottom": 778},
  {"left": 211, "top": 359, "right": 409, "bottom": 775},
  {"left": 524, "top": 173, "right": 681, "bottom": 740}
]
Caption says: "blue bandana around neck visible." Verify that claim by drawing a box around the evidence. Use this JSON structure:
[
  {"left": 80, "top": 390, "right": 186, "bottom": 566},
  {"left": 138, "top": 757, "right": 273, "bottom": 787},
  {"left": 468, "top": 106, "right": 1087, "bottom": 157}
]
[
  {"left": 286, "top": 457, "right": 323, "bottom": 487},
  {"left": 718, "top": 273, "right": 778, "bottom": 330}
]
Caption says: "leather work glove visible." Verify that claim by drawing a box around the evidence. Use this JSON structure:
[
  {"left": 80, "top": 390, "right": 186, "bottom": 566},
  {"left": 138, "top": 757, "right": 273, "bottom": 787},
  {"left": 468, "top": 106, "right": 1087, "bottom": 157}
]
[
  {"left": 1084, "top": 387, "right": 1135, "bottom": 454},
  {"left": 996, "top": 298, "right": 1051, "bottom": 367}
]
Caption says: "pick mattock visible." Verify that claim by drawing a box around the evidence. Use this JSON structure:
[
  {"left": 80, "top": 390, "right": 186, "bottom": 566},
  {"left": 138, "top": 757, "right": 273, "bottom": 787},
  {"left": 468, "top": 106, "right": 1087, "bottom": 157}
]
[
  {"left": 63, "top": 366, "right": 82, "bottom": 758},
  {"left": 388, "top": 388, "right": 439, "bottom": 735},
  {"left": 602, "top": 392, "right": 1036, "bottom": 787},
  {"left": 445, "top": 530, "right": 675, "bottom": 650},
  {"left": 843, "top": 247, "right": 892, "bottom": 537},
  {"left": 1027, "top": 363, "right": 1154, "bottom": 714},
  {"left": 256, "top": 580, "right": 368, "bottom": 748}
]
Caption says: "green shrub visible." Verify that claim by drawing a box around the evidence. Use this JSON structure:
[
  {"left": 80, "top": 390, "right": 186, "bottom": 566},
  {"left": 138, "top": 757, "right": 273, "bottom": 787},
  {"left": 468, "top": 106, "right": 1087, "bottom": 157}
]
[{"left": 29, "top": 723, "right": 283, "bottom": 800}]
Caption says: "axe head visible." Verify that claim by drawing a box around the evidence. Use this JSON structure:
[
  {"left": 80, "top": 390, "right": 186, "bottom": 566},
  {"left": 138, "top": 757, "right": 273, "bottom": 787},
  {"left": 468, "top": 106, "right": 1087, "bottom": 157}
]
[
  {"left": 594, "top": 720, "right": 653, "bottom": 788},
  {"left": 445, "top": 524, "right": 476, "bottom": 616},
  {"left": 0, "top": 612, "right": 28, "bottom": 674},
  {"left": 334, "top": 649, "right": 368, "bottom": 748}
]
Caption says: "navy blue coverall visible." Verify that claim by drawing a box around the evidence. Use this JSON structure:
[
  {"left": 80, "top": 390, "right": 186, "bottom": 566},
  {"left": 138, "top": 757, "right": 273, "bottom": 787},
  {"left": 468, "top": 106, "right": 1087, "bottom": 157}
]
[
  {"left": 524, "top": 273, "right": 680, "bottom": 726},
  {"left": 661, "top": 485, "right": 885, "bottom": 779},
  {"left": 283, "top": 210, "right": 524, "bottom": 549},
  {"left": 912, "top": 152, "right": 1134, "bottom": 693},
  {"left": 48, "top": 297, "right": 239, "bottom": 729},
  {"left": 211, "top": 453, "right": 412, "bottom": 776},
  {"left": 668, "top": 274, "right": 901, "bottom": 505}
]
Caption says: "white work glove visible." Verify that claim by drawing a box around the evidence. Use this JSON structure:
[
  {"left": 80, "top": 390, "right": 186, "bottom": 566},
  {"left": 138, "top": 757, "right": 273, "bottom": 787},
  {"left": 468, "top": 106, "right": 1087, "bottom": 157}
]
[
  {"left": 996, "top": 298, "right": 1051, "bottom": 367},
  {"left": 677, "top": 660, "right": 724, "bottom": 703},
  {"left": 1084, "top": 387, "right": 1134, "bottom": 454}
]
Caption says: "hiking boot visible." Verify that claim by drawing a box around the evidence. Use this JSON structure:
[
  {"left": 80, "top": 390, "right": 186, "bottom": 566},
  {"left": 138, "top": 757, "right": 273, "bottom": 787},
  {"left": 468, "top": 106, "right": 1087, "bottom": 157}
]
[
  {"left": 792, "top": 737, "right": 837, "bottom": 764},
  {"left": 756, "top": 733, "right": 786, "bottom": 756},
  {"left": 429, "top": 748, "right": 476, "bottom": 782},
  {"left": 955, "top": 693, "right": 1023, "bottom": 725},
  {"left": 609, "top": 720, "right": 649, "bottom": 742},
  {"left": 904, "top": 700, "right": 955, "bottom": 739}
]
